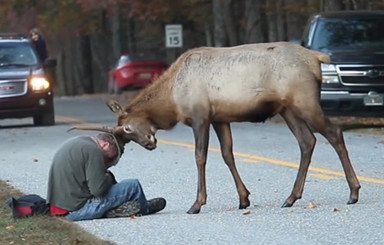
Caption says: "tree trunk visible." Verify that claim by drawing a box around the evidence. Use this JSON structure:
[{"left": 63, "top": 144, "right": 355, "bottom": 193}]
[
  {"left": 285, "top": 0, "right": 309, "bottom": 41},
  {"left": 76, "top": 35, "right": 93, "bottom": 94},
  {"left": 90, "top": 32, "right": 110, "bottom": 93},
  {"left": 213, "top": 0, "right": 226, "bottom": 46},
  {"left": 266, "top": 0, "right": 278, "bottom": 41},
  {"left": 223, "top": 0, "right": 238, "bottom": 46},
  {"left": 110, "top": 8, "right": 122, "bottom": 60},
  {"left": 204, "top": 22, "right": 213, "bottom": 46},
  {"left": 64, "top": 40, "right": 77, "bottom": 95},
  {"left": 276, "top": 0, "right": 287, "bottom": 40},
  {"left": 321, "top": 0, "right": 344, "bottom": 11},
  {"left": 244, "top": 0, "right": 268, "bottom": 43},
  {"left": 127, "top": 18, "right": 136, "bottom": 53}
]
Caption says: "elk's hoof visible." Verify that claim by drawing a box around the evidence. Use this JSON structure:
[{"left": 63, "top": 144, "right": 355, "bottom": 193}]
[
  {"left": 281, "top": 201, "right": 293, "bottom": 208},
  {"left": 347, "top": 198, "right": 358, "bottom": 205},
  {"left": 239, "top": 202, "right": 250, "bottom": 209},
  {"left": 187, "top": 206, "right": 201, "bottom": 214}
]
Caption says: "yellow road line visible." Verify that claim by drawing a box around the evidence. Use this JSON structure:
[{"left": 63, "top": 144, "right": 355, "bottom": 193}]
[
  {"left": 57, "top": 115, "right": 384, "bottom": 185},
  {"left": 56, "top": 115, "right": 99, "bottom": 126},
  {"left": 312, "top": 173, "right": 337, "bottom": 180}
]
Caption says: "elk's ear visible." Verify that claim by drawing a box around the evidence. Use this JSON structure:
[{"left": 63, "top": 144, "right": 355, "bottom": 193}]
[{"left": 107, "top": 100, "right": 127, "bottom": 115}]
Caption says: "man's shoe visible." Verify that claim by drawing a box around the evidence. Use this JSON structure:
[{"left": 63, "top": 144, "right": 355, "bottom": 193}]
[
  {"left": 144, "top": 198, "right": 166, "bottom": 215},
  {"left": 104, "top": 201, "right": 141, "bottom": 218}
]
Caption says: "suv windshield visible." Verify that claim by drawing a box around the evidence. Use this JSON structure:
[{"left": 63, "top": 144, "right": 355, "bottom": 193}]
[
  {"left": 0, "top": 42, "right": 38, "bottom": 67},
  {"left": 312, "top": 17, "right": 384, "bottom": 52}
]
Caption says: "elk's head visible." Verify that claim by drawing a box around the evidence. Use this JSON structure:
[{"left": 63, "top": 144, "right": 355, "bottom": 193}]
[
  {"left": 69, "top": 100, "right": 157, "bottom": 151},
  {"left": 69, "top": 100, "right": 158, "bottom": 151},
  {"left": 107, "top": 99, "right": 158, "bottom": 151}
]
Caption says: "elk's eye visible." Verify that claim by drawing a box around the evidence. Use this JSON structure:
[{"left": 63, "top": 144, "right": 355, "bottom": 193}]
[
  {"left": 123, "top": 124, "right": 133, "bottom": 134},
  {"left": 147, "top": 134, "right": 155, "bottom": 142}
]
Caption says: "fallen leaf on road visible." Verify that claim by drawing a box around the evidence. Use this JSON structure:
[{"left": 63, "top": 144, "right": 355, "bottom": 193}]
[
  {"left": 307, "top": 201, "right": 317, "bottom": 209},
  {"left": 242, "top": 210, "right": 251, "bottom": 215}
]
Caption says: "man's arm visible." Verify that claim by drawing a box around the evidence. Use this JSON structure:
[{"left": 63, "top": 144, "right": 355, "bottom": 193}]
[{"left": 85, "top": 151, "right": 115, "bottom": 196}]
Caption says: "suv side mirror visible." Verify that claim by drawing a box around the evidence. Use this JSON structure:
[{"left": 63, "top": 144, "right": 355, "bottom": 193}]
[{"left": 44, "top": 58, "right": 57, "bottom": 68}]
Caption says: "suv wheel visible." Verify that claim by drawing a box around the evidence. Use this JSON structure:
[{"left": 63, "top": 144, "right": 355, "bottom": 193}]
[{"left": 33, "top": 109, "right": 55, "bottom": 126}]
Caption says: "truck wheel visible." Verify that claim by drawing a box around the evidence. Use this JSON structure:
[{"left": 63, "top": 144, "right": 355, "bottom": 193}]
[{"left": 34, "top": 110, "right": 55, "bottom": 126}]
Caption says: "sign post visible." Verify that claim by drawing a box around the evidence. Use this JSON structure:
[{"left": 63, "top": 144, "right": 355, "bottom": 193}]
[{"left": 165, "top": 24, "right": 183, "bottom": 48}]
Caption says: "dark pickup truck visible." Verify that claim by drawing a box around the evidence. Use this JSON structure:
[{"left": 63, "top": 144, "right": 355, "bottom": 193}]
[{"left": 300, "top": 10, "right": 384, "bottom": 117}]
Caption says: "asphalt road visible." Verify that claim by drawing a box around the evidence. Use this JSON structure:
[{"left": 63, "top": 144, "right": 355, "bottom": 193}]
[{"left": 1, "top": 95, "right": 384, "bottom": 245}]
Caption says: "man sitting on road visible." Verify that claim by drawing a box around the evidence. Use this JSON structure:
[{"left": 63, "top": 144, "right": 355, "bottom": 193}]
[{"left": 47, "top": 133, "right": 166, "bottom": 221}]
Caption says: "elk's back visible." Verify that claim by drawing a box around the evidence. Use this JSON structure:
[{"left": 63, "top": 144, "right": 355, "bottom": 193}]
[{"left": 171, "top": 42, "right": 325, "bottom": 123}]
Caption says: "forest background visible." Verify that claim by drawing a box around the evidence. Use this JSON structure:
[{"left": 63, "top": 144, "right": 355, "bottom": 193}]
[{"left": 0, "top": 0, "right": 383, "bottom": 96}]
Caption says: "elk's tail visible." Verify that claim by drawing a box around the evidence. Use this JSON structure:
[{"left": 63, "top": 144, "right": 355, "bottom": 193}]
[{"left": 310, "top": 50, "right": 331, "bottom": 64}]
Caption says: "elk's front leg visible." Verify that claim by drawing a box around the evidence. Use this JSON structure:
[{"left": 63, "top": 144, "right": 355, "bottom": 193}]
[
  {"left": 212, "top": 122, "right": 250, "bottom": 209},
  {"left": 187, "top": 119, "right": 210, "bottom": 214}
]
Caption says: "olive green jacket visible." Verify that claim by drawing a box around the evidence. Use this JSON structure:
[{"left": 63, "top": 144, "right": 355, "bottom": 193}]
[{"left": 47, "top": 136, "right": 115, "bottom": 211}]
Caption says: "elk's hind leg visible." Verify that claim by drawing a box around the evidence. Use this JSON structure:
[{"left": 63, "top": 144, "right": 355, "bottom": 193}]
[
  {"left": 301, "top": 106, "right": 360, "bottom": 204},
  {"left": 280, "top": 109, "right": 317, "bottom": 207},
  {"left": 212, "top": 122, "right": 250, "bottom": 209}
]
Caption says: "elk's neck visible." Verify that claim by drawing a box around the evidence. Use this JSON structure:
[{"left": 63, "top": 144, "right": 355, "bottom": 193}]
[{"left": 126, "top": 78, "right": 179, "bottom": 130}]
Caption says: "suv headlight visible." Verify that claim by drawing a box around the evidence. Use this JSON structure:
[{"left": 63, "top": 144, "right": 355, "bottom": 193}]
[
  {"left": 321, "top": 63, "right": 339, "bottom": 83},
  {"left": 322, "top": 75, "right": 340, "bottom": 84},
  {"left": 30, "top": 76, "right": 50, "bottom": 91},
  {"left": 321, "top": 63, "right": 337, "bottom": 72}
]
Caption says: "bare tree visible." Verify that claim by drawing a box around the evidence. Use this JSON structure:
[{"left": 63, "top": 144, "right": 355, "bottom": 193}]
[
  {"left": 320, "top": 0, "right": 344, "bottom": 11},
  {"left": 213, "top": 0, "right": 226, "bottom": 46},
  {"left": 223, "top": 0, "right": 238, "bottom": 46},
  {"left": 244, "top": 0, "right": 268, "bottom": 43},
  {"left": 266, "top": 0, "right": 287, "bottom": 41},
  {"left": 276, "top": 0, "right": 288, "bottom": 40},
  {"left": 285, "top": 0, "right": 311, "bottom": 41}
]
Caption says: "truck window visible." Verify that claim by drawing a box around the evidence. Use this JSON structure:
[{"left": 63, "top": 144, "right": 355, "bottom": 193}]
[{"left": 312, "top": 17, "right": 384, "bottom": 52}]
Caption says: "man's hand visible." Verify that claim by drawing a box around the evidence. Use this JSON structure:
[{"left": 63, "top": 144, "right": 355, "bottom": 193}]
[{"left": 106, "top": 170, "right": 117, "bottom": 184}]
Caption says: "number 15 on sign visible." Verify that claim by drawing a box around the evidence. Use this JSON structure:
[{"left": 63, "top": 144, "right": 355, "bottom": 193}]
[{"left": 165, "top": 24, "right": 183, "bottom": 48}]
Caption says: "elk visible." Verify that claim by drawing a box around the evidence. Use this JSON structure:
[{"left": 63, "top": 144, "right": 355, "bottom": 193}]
[{"left": 76, "top": 42, "right": 361, "bottom": 214}]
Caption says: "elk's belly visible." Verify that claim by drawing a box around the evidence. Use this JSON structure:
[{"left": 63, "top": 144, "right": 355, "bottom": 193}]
[{"left": 211, "top": 99, "right": 282, "bottom": 123}]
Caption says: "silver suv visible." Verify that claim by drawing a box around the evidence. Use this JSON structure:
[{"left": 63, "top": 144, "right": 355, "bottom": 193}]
[{"left": 0, "top": 34, "right": 56, "bottom": 126}]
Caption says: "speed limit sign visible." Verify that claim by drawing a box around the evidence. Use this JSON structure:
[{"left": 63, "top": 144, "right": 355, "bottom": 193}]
[{"left": 165, "top": 24, "right": 183, "bottom": 48}]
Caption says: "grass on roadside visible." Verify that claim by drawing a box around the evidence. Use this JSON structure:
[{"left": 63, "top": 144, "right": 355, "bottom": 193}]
[{"left": 0, "top": 180, "right": 115, "bottom": 245}]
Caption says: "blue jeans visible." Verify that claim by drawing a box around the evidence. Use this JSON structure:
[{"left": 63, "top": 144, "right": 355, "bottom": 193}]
[{"left": 65, "top": 179, "right": 148, "bottom": 221}]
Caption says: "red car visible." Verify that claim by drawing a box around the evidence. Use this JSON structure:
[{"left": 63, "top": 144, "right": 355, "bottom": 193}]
[{"left": 108, "top": 54, "right": 167, "bottom": 93}]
